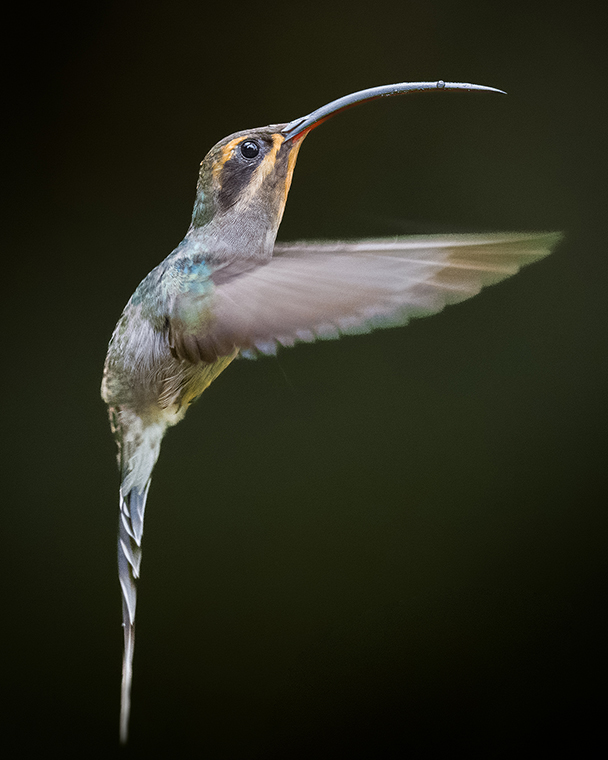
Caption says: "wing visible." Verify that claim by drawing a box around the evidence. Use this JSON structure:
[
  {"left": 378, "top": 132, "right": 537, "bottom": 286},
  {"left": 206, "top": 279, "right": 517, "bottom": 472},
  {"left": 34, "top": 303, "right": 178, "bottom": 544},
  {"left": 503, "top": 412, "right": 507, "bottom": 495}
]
[{"left": 178, "top": 232, "right": 561, "bottom": 361}]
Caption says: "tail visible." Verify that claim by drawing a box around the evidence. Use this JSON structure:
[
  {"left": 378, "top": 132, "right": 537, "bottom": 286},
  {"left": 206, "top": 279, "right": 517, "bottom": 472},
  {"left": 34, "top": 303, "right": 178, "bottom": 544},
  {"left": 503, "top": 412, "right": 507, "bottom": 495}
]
[
  {"left": 118, "top": 479, "right": 150, "bottom": 744},
  {"left": 112, "top": 411, "right": 166, "bottom": 744}
]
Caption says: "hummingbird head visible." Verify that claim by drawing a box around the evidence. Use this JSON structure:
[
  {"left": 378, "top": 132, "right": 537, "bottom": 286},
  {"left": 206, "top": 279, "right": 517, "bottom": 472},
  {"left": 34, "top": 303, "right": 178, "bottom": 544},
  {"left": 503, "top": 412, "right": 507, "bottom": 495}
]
[
  {"left": 189, "top": 80, "right": 505, "bottom": 260},
  {"left": 190, "top": 124, "right": 305, "bottom": 257}
]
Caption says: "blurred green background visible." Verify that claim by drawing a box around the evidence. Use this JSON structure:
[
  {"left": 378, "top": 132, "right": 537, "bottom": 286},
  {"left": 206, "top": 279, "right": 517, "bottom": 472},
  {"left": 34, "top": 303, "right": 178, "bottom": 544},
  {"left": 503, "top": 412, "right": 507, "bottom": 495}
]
[{"left": 3, "top": 0, "right": 606, "bottom": 756}]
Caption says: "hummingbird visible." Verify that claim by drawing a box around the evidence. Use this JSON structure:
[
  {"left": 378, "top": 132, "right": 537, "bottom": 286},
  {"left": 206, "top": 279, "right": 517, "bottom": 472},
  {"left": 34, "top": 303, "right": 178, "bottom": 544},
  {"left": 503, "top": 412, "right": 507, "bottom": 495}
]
[{"left": 101, "top": 80, "right": 560, "bottom": 742}]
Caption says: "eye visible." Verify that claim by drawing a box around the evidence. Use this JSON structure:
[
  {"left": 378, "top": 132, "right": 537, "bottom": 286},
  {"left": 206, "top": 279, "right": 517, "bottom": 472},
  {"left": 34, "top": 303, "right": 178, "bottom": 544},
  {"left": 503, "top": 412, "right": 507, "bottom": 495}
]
[{"left": 240, "top": 140, "right": 260, "bottom": 159}]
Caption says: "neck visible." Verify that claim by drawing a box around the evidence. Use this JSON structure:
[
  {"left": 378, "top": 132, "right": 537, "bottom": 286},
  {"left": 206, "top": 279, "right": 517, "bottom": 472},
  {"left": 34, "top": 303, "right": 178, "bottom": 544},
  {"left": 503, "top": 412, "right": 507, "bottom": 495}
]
[{"left": 187, "top": 200, "right": 280, "bottom": 264}]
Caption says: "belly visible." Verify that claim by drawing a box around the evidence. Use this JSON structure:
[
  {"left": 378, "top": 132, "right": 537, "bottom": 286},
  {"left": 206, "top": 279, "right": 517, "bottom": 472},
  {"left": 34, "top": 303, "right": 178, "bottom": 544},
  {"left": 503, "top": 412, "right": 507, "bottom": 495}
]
[{"left": 176, "top": 350, "right": 239, "bottom": 410}]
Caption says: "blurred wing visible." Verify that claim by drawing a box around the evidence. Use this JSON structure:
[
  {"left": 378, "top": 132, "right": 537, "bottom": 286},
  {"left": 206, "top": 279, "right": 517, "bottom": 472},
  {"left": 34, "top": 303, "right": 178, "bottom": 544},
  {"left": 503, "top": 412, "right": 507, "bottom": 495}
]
[{"left": 194, "top": 232, "right": 561, "bottom": 360}]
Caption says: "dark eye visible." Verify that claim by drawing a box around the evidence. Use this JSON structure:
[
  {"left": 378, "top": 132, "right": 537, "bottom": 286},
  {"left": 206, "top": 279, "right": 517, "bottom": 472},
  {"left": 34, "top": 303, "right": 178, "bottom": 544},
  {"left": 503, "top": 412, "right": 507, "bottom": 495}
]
[{"left": 240, "top": 140, "right": 260, "bottom": 159}]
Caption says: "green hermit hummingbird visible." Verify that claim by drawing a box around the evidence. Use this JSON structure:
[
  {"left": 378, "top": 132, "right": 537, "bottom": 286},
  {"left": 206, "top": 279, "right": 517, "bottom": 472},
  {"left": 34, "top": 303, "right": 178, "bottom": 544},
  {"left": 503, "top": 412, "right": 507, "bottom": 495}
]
[{"left": 101, "top": 80, "right": 560, "bottom": 742}]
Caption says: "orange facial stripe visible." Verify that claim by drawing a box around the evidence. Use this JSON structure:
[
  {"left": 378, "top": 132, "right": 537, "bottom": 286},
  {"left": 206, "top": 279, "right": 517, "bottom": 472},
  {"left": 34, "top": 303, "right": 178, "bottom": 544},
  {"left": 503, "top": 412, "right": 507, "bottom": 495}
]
[
  {"left": 256, "top": 133, "right": 283, "bottom": 181},
  {"left": 282, "top": 133, "right": 306, "bottom": 209},
  {"left": 212, "top": 137, "right": 245, "bottom": 183}
]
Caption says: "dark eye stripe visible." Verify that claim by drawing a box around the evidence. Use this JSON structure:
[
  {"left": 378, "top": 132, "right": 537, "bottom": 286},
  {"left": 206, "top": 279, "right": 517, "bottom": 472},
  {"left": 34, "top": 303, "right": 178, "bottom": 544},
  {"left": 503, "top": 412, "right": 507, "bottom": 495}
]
[
  {"left": 216, "top": 136, "right": 272, "bottom": 210},
  {"left": 217, "top": 158, "right": 255, "bottom": 210}
]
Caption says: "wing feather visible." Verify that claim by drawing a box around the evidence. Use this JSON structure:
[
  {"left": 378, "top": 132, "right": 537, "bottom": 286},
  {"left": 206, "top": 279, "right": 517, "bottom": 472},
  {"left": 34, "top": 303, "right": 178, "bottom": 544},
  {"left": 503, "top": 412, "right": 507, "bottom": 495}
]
[{"left": 188, "top": 232, "right": 561, "bottom": 360}]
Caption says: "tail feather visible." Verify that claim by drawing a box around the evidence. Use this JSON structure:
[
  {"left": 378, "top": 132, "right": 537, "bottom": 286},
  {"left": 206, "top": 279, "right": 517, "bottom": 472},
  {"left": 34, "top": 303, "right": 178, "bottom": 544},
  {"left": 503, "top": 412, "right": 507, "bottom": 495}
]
[
  {"left": 120, "top": 612, "right": 135, "bottom": 745},
  {"left": 115, "top": 416, "right": 165, "bottom": 744}
]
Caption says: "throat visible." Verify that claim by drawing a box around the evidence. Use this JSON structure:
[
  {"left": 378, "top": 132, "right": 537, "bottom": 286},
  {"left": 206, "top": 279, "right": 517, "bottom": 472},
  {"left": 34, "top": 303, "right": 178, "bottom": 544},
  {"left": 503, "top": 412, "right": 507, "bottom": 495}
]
[{"left": 187, "top": 205, "right": 279, "bottom": 263}]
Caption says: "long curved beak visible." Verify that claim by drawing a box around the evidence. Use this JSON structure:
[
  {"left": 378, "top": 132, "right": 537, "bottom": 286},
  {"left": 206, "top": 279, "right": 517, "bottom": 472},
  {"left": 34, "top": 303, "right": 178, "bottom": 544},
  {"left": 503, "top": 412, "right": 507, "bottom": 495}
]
[{"left": 281, "top": 80, "right": 506, "bottom": 141}]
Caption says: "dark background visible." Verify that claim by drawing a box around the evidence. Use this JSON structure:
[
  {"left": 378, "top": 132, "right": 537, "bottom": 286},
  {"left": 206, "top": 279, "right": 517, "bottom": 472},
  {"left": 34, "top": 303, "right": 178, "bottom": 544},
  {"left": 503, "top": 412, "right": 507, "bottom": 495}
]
[{"left": 3, "top": 1, "right": 606, "bottom": 756}]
